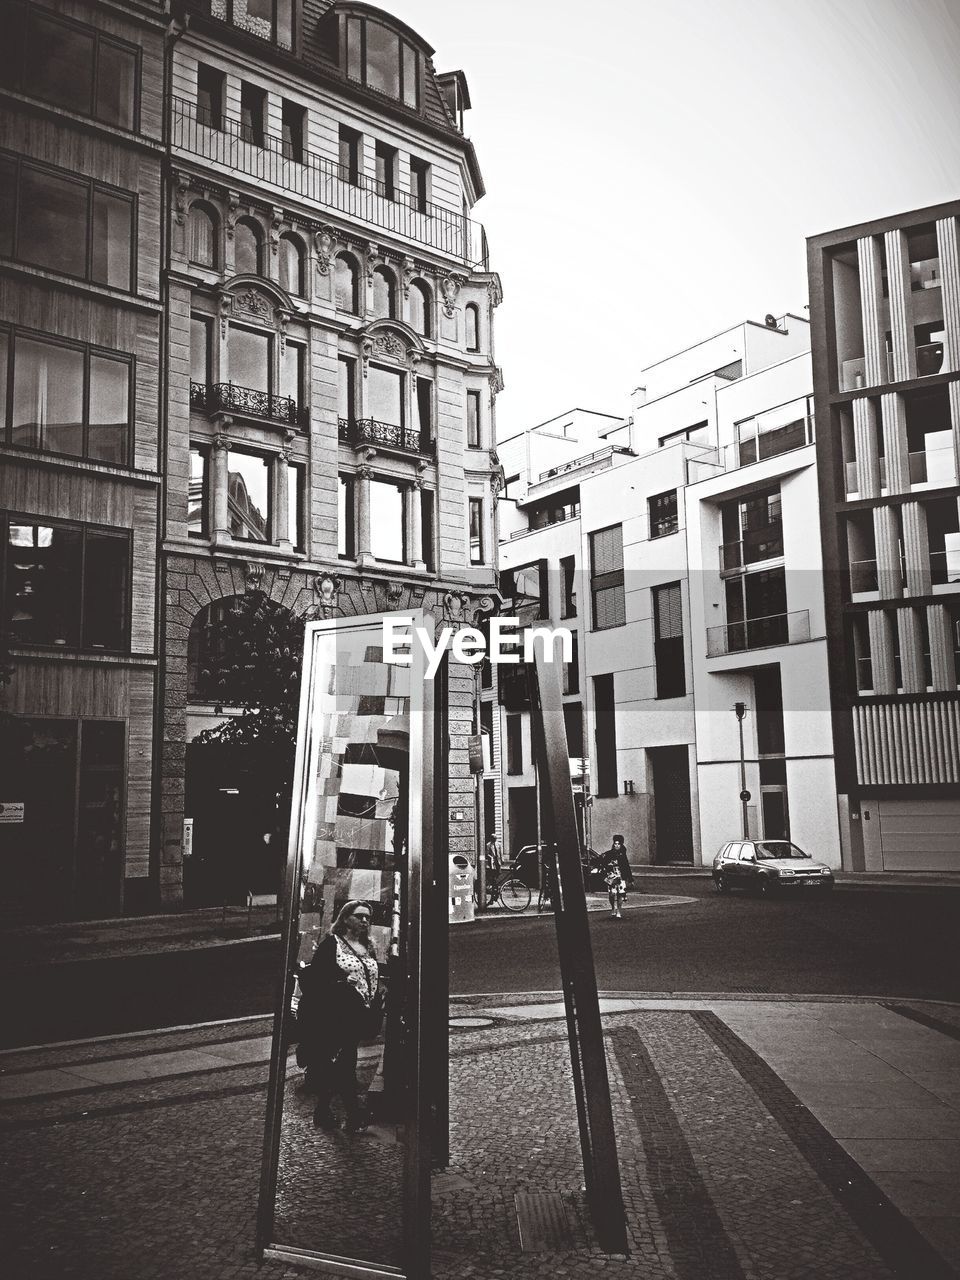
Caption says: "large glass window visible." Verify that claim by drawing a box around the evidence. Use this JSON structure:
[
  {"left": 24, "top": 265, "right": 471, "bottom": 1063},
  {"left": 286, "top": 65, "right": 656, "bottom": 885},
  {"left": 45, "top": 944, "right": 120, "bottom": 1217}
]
[
  {"left": 369, "top": 479, "right": 404, "bottom": 562},
  {"left": 282, "top": 342, "right": 305, "bottom": 405},
  {"left": 2, "top": 516, "right": 129, "bottom": 651},
  {"left": 343, "top": 17, "right": 419, "bottom": 108},
  {"left": 339, "top": 356, "right": 356, "bottom": 423},
  {"left": 235, "top": 219, "right": 262, "bottom": 276},
  {"left": 227, "top": 450, "right": 270, "bottom": 543},
  {"left": 334, "top": 253, "right": 359, "bottom": 312},
  {"left": 590, "top": 525, "right": 625, "bottom": 630},
  {"left": 368, "top": 366, "right": 403, "bottom": 425},
  {"left": 409, "top": 282, "right": 431, "bottom": 337},
  {"left": 465, "top": 303, "right": 480, "bottom": 352},
  {"left": 372, "top": 267, "right": 396, "bottom": 319},
  {"left": 653, "top": 582, "right": 686, "bottom": 698},
  {"left": 5, "top": 159, "right": 135, "bottom": 291},
  {"left": 191, "top": 316, "right": 212, "bottom": 386},
  {"left": 469, "top": 497, "right": 485, "bottom": 564},
  {"left": 367, "top": 25, "right": 401, "bottom": 97},
  {"left": 189, "top": 204, "right": 218, "bottom": 269},
  {"left": 4, "top": 333, "right": 132, "bottom": 465},
  {"left": 6, "top": 6, "right": 137, "bottom": 129},
  {"left": 648, "top": 489, "right": 678, "bottom": 539},
  {"left": 279, "top": 235, "right": 305, "bottom": 296},
  {"left": 466, "top": 389, "right": 482, "bottom": 448},
  {"left": 229, "top": 326, "right": 271, "bottom": 394},
  {"left": 375, "top": 142, "right": 397, "bottom": 200}
]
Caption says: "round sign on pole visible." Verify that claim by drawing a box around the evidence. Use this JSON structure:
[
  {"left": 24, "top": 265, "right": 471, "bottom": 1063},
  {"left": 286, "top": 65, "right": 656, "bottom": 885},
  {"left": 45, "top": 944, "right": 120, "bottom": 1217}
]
[{"left": 739, "top": 789, "right": 751, "bottom": 802}]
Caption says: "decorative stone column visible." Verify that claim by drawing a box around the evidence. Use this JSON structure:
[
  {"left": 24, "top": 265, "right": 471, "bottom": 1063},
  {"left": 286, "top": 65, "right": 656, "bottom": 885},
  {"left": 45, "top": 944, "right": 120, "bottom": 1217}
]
[
  {"left": 356, "top": 461, "right": 373, "bottom": 564},
  {"left": 936, "top": 215, "right": 960, "bottom": 375},
  {"left": 406, "top": 477, "right": 425, "bottom": 571},
  {"left": 884, "top": 228, "right": 916, "bottom": 382},
  {"left": 927, "top": 602, "right": 957, "bottom": 691},
  {"left": 853, "top": 396, "right": 880, "bottom": 498},
  {"left": 210, "top": 433, "right": 231, "bottom": 543},
  {"left": 274, "top": 449, "right": 292, "bottom": 552},
  {"left": 881, "top": 392, "right": 910, "bottom": 494},
  {"left": 900, "top": 501, "right": 932, "bottom": 597},
  {"left": 873, "top": 504, "right": 903, "bottom": 599},
  {"left": 857, "top": 235, "right": 887, "bottom": 387},
  {"left": 896, "top": 606, "right": 925, "bottom": 693},
  {"left": 868, "top": 609, "right": 897, "bottom": 694}
]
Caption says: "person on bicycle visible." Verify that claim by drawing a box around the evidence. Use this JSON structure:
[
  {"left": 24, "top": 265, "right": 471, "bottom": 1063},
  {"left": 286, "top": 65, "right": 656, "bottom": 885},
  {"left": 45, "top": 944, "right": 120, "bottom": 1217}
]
[
  {"left": 484, "top": 833, "right": 502, "bottom": 884},
  {"left": 600, "top": 834, "right": 633, "bottom": 919}
]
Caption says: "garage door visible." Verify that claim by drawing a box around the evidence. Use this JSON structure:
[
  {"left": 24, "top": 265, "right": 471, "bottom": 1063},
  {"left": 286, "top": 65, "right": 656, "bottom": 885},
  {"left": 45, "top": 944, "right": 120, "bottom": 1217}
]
[{"left": 876, "top": 799, "right": 960, "bottom": 872}]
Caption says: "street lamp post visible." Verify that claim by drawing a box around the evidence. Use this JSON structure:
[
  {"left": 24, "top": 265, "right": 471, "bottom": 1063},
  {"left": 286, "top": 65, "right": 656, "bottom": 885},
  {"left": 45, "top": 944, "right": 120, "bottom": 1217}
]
[{"left": 733, "top": 701, "right": 749, "bottom": 839}]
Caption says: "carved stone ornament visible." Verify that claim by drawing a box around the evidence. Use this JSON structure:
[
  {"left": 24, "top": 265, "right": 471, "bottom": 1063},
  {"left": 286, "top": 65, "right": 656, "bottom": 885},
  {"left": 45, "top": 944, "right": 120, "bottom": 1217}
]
[
  {"left": 314, "top": 573, "right": 341, "bottom": 610},
  {"left": 226, "top": 192, "right": 240, "bottom": 239},
  {"left": 386, "top": 581, "right": 404, "bottom": 605},
  {"left": 442, "top": 591, "right": 495, "bottom": 630},
  {"left": 366, "top": 242, "right": 380, "bottom": 281},
  {"left": 271, "top": 207, "right": 283, "bottom": 256},
  {"left": 360, "top": 337, "right": 374, "bottom": 378},
  {"left": 488, "top": 277, "right": 504, "bottom": 308},
  {"left": 492, "top": 366, "right": 505, "bottom": 394},
  {"left": 275, "top": 307, "right": 291, "bottom": 356},
  {"left": 441, "top": 274, "right": 465, "bottom": 319},
  {"left": 315, "top": 227, "right": 336, "bottom": 276},
  {"left": 212, "top": 432, "right": 231, "bottom": 454},
  {"left": 357, "top": 462, "right": 374, "bottom": 481},
  {"left": 233, "top": 288, "right": 272, "bottom": 320},
  {"left": 402, "top": 257, "right": 415, "bottom": 299},
  {"left": 373, "top": 331, "right": 407, "bottom": 361},
  {"left": 216, "top": 292, "right": 233, "bottom": 339},
  {"left": 245, "top": 562, "right": 266, "bottom": 593},
  {"left": 173, "top": 172, "right": 190, "bottom": 226}
]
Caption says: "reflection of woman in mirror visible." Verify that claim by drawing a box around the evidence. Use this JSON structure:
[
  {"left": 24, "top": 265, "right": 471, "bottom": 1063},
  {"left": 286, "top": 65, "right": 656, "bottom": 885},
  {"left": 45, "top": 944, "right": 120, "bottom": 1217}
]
[{"left": 297, "top": 900, "right": 381, "bottom": 1133}]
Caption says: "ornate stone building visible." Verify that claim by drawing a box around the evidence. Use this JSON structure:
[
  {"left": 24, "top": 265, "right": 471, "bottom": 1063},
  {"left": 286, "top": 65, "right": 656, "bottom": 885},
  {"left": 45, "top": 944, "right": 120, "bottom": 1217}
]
[{"left": 160, "top": 1, "right": 502, "bottom": 907}]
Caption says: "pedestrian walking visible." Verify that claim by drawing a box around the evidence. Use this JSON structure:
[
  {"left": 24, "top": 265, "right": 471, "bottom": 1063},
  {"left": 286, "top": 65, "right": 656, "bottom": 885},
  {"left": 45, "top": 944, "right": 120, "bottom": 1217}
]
[
  {"left": 296, "top": 900, "right": 384, "bottom": 1133},
  {"left": 600, "top": 835, "right": 633, "bottom": 918},
  {"left": 484, "top": 832, "right": 502, "bottom": 881}
]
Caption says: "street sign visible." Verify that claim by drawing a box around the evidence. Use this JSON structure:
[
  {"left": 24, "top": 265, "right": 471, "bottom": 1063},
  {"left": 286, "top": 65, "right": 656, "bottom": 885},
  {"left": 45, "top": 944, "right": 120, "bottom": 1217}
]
[
  {"left": 467, "top": 733, "right": 484, "bottom": 774},
  {"left": 739, "top": 789, "right": 751, "bottom": 802},
  {"left": 182, "top": 817, "right": 194, "bottom": 858},
  {"left": 0, "top": 802, "right": 25, "bottom": 824}
]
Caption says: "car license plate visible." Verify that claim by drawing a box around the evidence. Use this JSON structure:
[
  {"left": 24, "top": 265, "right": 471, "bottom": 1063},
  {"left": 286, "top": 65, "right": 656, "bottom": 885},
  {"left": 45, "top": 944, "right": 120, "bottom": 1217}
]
[{"left": 804, "top": 879, "right": 819, "bottom": 887}]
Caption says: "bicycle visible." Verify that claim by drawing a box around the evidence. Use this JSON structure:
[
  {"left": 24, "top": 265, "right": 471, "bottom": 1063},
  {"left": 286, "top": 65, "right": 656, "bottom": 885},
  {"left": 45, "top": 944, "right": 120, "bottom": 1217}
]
[{"left": 482, "top": 869, "right": 532, "bottom": 913}]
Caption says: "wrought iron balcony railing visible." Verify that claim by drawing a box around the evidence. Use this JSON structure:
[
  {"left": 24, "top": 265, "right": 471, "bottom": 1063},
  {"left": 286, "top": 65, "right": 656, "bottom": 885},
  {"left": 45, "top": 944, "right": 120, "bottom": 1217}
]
[
  {"left": 706, "top": 609, "right": 810, "bottom": 657},
  {"left": 172, "top": 97, "right": 489, "bottom": 268},
  {"left": 338, "top": 417, "right": 432, "bottom": 455},
  {"left": 191, "top": 381, "right": 308, "bottom": 428}
]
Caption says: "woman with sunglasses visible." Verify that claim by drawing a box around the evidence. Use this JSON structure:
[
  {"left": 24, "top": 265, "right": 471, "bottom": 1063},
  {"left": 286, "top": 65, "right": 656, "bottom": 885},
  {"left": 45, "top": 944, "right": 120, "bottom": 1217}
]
[{"left": 297, "top": 899, "right": 382, "bottom": 1133}]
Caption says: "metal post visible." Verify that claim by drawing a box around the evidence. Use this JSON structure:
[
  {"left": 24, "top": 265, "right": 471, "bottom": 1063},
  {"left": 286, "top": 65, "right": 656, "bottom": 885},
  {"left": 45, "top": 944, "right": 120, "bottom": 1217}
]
[{"left": 734, "top": 701, "right": 749, "bottom": 839}]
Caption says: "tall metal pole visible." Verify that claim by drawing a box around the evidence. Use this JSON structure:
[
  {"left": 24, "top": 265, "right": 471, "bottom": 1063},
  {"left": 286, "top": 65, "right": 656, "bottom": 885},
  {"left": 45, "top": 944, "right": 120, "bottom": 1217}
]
[{"left": 734, "top": 701, "right": 749, "bottom": 840}]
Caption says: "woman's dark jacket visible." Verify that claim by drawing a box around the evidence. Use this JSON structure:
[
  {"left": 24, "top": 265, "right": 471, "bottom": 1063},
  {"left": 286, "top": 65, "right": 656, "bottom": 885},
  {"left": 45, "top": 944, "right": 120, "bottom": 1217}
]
[
  {"left": 601, "top": 846, "right": 634, "bottom": 886},
  {"left": 297, "top": 933, "right": 375, "bottom": 1063}
]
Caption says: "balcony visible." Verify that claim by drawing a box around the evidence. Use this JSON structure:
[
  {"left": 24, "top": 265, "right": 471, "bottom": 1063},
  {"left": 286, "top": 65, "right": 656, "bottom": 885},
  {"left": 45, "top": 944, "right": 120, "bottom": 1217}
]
[
  {"left": 172, "top": 97, "right": 489, "bottom": 267},
  {"left": 849, "top": 558, "right": 880, "bottom": 594},
  {"left": 856, "top": 655, "right": 874, "bottom": 693},
  {"left": 734, "top": 415, "right": 813, "bottom": 468},
  {"left": 191, "top": 381, "right": 307, "bottom": 428},
  {"left": 931, "top": 549, "right": 960, "bottom": 586},
  {"left": 909, "top": 446, "right": 957, "bottom": 486},
  {"left": 338, "top": 417, "right": 432, "bottom": 456},
  {"left": 537, "top": 445, "right": 633, "bottom": 482},
  {"left": 706, "top": 609, "right": 810, "bottom": 657},
  {"left": 719, "top": 527, "right": 784, "bottom": 574}
]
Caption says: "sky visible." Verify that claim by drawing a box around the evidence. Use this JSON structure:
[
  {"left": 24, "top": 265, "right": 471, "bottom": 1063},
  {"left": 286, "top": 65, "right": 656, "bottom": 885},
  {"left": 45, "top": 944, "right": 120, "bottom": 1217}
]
[{"left": 390, "top": 0, "right": 960, "bottom": 436}]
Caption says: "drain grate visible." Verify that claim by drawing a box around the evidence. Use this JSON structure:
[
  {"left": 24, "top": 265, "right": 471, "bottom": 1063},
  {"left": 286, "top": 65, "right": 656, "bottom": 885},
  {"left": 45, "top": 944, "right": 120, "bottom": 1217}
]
[{"left": 514, "top": 1191, "right": 574, "bottom": 1252}]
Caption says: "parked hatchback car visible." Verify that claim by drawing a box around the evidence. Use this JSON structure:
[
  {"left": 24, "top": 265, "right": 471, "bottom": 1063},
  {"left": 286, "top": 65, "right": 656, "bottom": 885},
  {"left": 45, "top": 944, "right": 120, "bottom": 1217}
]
[{"left": 713, "top": 840, "right": 835, "bottom": 896}]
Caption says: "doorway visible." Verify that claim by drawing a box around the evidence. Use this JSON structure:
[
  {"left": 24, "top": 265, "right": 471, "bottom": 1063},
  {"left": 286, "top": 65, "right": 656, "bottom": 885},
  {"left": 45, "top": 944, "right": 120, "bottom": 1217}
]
[{"left": 649, "top": 745, "right": 693, "bottom": 863}]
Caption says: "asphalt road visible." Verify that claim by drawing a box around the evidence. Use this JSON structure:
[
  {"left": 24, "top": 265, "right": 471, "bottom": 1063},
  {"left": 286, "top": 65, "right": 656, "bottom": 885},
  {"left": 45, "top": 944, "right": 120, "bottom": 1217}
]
[{"left": 3, "top": 878, "right": 958, "bottom": 1048}]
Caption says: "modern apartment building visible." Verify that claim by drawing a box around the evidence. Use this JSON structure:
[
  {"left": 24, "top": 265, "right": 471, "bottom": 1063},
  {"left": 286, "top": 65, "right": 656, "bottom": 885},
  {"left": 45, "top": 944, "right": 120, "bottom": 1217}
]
[
  {"left": 808, "top": 200, "right": 960, "bottom": 872},
  {"left": 495, "top": 316, "right": 841, "bottom": 869},
  {"left": 0, "top": 0, "right": 167, "bottom": 919},
  {"left": 163, "top": 0, "right": 502, "bottom": 908}
]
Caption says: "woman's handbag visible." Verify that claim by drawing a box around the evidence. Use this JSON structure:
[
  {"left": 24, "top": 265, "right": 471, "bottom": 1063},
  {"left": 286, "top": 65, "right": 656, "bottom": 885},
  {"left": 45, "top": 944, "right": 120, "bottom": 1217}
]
[{"left": 355, "top": 985, "right": 385, "bottom": 1041}]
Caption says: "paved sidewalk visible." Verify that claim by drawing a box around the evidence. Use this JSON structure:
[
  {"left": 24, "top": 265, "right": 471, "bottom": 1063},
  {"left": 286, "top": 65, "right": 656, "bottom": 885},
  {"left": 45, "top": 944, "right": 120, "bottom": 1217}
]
[{"left": 2, "top": 994, "right": 959, "bottom": 1278}]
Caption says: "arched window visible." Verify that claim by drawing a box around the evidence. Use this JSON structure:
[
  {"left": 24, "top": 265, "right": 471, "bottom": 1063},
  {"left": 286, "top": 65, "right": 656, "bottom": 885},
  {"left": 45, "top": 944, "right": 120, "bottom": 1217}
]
[
  {"left": 188, "top": 203, "right": 218, "bottom": 269},
  {"left": 465, "top": 303, "right": 480, "bottom": 352},
  {"left": 373, "top": 265, "right": 396, "bottom": 319},
  {"left": 409, "top": 280, "right": 431, "bottom": 337},
  {"left": 279, "top": 233, "right": 305, "bottom": 296},
  {"left": 334, "top": 252, "right": 359, "bottom": 314},
  {"left": 235, "top": 218, "right": 262, "bottom": 276}
]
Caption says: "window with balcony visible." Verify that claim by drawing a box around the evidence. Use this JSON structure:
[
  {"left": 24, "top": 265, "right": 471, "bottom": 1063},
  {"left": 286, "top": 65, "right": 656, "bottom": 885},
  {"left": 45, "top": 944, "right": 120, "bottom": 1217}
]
[
  {"left": 905, "top": 385, "right": 955, "bottom": 487},
  {"left": 466, "top": 389, "right": 482, "bottom": 448},
  {"left": 281, "top": 341, "right": 305, "bottom": 407},
  {"left": 409, "top": 157, "right": 429, "bottom": 213},
  {"left": 736, "top": 398, "right": 812, "bottom": 466},
  {"left": 341, "top": 15, "right": 420, "bottom": 109},
  {"left": 368, "top": 365, "right": 403, "bottom": 427},
  {"left": 372, "top": 266, "right": 397, "bottom": 319},
  {"left": 3, "top": 330, "right": 132, "bottom": 465},
  {"left": 469, "top": 497, "right": 485, "bottom": 565},
  {"left": 279, "top": 234, "right": 305, "bottom": 296},
  {"left": 528, "top": 487, "right": 581, "bottom": 531},
  {"left": 649, "top": 489, "right": 678, "bottom": 539},
  {"left": 334, "top": 252, "right": 360, "bottom": 313},
  {"left": 927, "top": 497, "right": 960, "bottom": 585},
  {"left": 188, "top": 203, "right": 219, "bottom": 269},
  {"left": 338, "top": 475, "right": 355, "bottom": 559},
  {"left": 720, "top": 568, "right": 791, "bottom": 653},
  {"left": 369, "top": 479, "right": 405, "bottom": 562},
  {"left": 196, "top": 64, "right": 224, "bottom": 129},
  {"left": 907, "top": 225, "right": 940, "bottom": 293},
  {"left": 590, "top": 525, "right": 625, "bottom": 630},
  {"left": 829, "top": 243, "right": 866, "bottom": 391},
  {"left": 202, "top": 324, "right": 304, "bottom": 428},
  {"left": 375, "top": 142, "right": 397, "bottom": 201},
  {"left": 653, "top": 582, "right": 685, "bottom": 698},
  {"left": 721, "top": 486, "right": 783, "bottom": 572},
  {"left": 240, "top": 82, "right": 266, "bottom": 147},
  {"left": 2, "top": 515, "right": 130, "bottom": 651},
  {"left": 338, "top": 126, "right": 361, "bottom": 185},
  {"left": 229, "top": 324, "right": 270, "bottom": 394},
  {"left": 465, "top": 303, "right": 480, "bottom": 352},
  {"left": 227, "top": 449, "right": 270, "bottom": 543},
  {"left": 281, "top": 99, "right": 306, "bottom": 162},
  {"left": 3, "top": 5, "right": 138, "bottom": 130},
  {"left": 409, "top": 281, "right": 432, "bottom": 337},
  {"left": 234, "top": 218, "right": 263, "bottom": 276},
  {"left": 0, "top": 156, "right": 134, "bottom": 291}
]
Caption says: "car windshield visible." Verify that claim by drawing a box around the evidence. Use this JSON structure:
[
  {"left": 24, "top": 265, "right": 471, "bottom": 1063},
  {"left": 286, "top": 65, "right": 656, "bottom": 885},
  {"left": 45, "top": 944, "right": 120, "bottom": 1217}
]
[{"left": 755, "top": 841, "right": 810, "bottom": 861}]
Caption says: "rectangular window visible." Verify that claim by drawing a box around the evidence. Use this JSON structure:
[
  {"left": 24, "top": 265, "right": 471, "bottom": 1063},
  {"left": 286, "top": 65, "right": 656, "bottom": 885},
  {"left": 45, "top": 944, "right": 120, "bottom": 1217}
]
[
  {"left": 229, "top": 325, "right": 271, "bottom": 394},
  {"left": 13, "top": 7, "right": 138, "bottom": 130},
  {"left": 281, "top": 341, "right": 305, "bottom": 406},
  {"left": 369, "top": 478, "right": 405, "bottom": 563},
  {"left": 469, "top": 497, "right": 485, "bottom": 565},
  {"left": 188, "top": 446, "right": 207, "bottom": 538},
  {"left": 375, "top": 142, "right": 397, "bottom": 200},
  {"left": 6, "top": 332, "right": 132, "bottom": 465},
  {"left": 196, "top": 64, "right": 224, "bottom": 130},
  {"left": 338, "top": 356, "right": 356, "bottom": 424},
  {"left": 649, "top": 489, "right": 679, "bottom": 539},
  {"left": 563, "top": 633, "right": 580, "bottom": 695},
  {"left": 4, "top": 156, "right": 134, "bottom": 290},
  {"left": 2, "top": 515, "right": 130, "bottom": 652},
  {"left": 563, "top": 702, "right": 584, "bottom": 759},
  {"left": 466, "top": 389, "right": 482, "bottom": 448},
  {"left": 589, "top": 525, "right": 625, "bottom": 630},
  {"left": 506, "top": 714, "right": 523, "bottom": 775},
  {"left": 560, "top": 555, "right": 577, "bottom": 619},
  {"left": 281, "top": 99, "right": 306, "bottom": 162},
  {"left": 416, "top": 377, "right": 433, "bottom": 445},
  {"left": 368, "top": 365, "right": 403, "bottom": 426},
  {"left": 593, "top": 673, "right": 617, "bottom": 798},
  {"left": 191, "top": 316, "right": 212, "bottom": 386},
  {"left": 402, "top": 40, "right": 419, "bottom": 108},
  {"left": 240, "top": 82, "right": 266, "bottom": 147},
  {"left": 227, "top": 450, "right": 270, "bottom": 543},
  {"left": 338, "top": 475, "right": 355, "bottom": 559},
  {"left": 287, "top": 461, "right": 305, "bottom": 551},
  {"left": 409, "top": 157, "right": 429, "bottom": 213},
  {"left": 653, "top": 582, "right": 686, "bottom": 699},
  {"left": 420, "top": 487, "right": 434, "bottom": 571},
  {"left": 339, "top": 126, "right": 361, "bottom": 185}
]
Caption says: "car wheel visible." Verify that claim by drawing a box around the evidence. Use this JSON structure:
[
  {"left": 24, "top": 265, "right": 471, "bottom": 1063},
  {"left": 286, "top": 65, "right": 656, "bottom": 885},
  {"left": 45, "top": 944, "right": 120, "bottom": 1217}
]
[{"left": 714, "top": 874, "right": 728, "bottom": 894}]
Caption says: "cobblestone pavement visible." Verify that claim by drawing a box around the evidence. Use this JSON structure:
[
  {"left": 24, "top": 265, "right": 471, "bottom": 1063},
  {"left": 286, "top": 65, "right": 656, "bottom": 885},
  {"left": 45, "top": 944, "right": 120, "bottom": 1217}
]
[{"left": 2, "top": 998, "right": 959, "bottom": 1279}]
